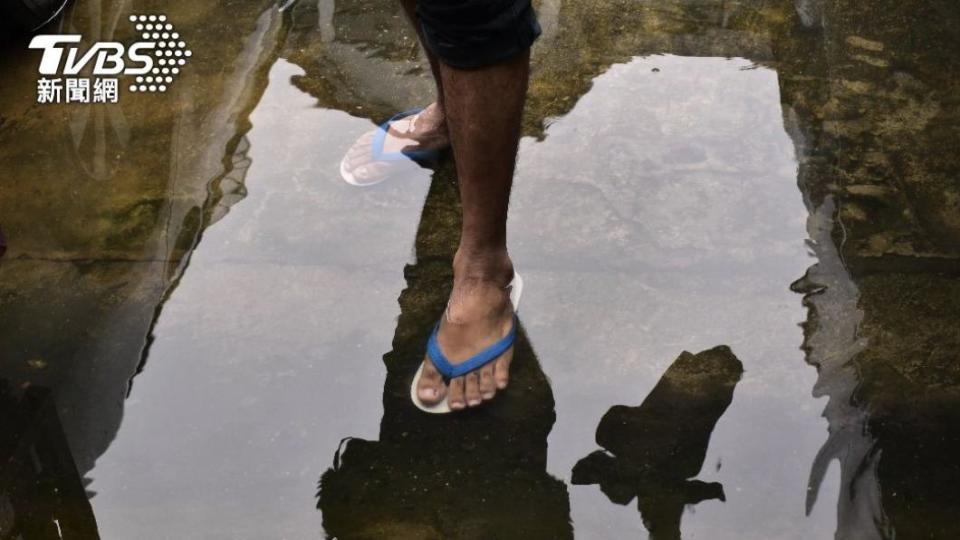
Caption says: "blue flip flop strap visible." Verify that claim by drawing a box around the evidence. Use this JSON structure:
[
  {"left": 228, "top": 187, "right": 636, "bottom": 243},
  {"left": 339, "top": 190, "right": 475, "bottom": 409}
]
[
  {"left": 427, "top": 315, "right": 518, "bottom": 380},
  {"left": 371, "top": 108, "right": 441, "bottom": 162}
]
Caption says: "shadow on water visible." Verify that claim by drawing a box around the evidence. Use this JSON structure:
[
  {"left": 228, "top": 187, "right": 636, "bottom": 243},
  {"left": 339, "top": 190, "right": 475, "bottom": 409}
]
[
  {"left": 572, "top": 346, "right": 743, "bottom": 540},
  {"left": 316, "top": 165, "right": 572, "bottom": 540}
]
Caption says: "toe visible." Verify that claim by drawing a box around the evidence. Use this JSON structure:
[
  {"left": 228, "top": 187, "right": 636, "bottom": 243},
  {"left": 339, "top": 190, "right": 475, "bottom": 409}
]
[
  {"left": 494, "top": 352, "right": 513, "bottom": 390},
  {"left": 344, "top": 131, "right": 376, "bottom": 165},
  {"left": 480, "top": 363, "right": 497, "bottom": 400},
  {"left": 465, "top": 371, "right": 482, "bottom": 407},
  {"left": 350, "top": 163, "right": 393, "bottom": 185},
  {"left": 416, "top": 359, "right": 446, "bottom": 405},
  {"left": 354, "top": 162, "right": 384, "bottom": 178},
  {"left": 448, "top": 377, "right": 466, "bottom": 410}
]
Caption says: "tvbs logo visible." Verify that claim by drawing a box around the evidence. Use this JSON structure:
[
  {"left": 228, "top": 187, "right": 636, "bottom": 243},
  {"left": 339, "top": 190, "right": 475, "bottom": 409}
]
[{"left": 29, "top": 14, "right": 191, "bottom": 104}]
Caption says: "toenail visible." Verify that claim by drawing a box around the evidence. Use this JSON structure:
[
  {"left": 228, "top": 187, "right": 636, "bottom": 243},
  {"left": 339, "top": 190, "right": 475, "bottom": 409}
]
[
  {"left": 496, "top": 381, "right": 507, "bottom": 389},
  {"left": 482, "top": 392, "right": 495, "bottom": 400}
]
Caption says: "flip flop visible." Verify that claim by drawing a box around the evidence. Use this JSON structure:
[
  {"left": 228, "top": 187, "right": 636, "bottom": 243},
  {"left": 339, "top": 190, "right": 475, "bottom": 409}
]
[
  {"left": 340, "top": 108, "right": 443, "bottom": 187},
  {"left": 410, "top": 272, "right": 524, "bottom": 414}
]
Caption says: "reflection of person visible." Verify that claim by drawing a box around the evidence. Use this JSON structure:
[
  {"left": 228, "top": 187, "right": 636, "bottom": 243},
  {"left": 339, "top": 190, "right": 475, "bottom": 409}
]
[
  {"left": 573, "top": 346, "right": 743, "bottom": 540},
  {"left": 0, "top": 380, "right": 100, "bottom": 538},
  {"left": 318, "top": 178, "right": 571, "bottom": 539},
  {"left": 339, "top": 0, "right": 540, "bottom": 412}
]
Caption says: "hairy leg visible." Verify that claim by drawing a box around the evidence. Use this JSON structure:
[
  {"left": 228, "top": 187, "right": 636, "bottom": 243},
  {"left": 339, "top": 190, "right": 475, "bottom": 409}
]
[{"left": 417, "top": 51, "right": 530, "bottom": 409}]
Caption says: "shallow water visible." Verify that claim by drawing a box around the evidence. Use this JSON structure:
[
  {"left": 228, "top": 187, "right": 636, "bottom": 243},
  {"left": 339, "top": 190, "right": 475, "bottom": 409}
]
[{"left": 1, "top": 0, "right": 959, "bottom": 538}]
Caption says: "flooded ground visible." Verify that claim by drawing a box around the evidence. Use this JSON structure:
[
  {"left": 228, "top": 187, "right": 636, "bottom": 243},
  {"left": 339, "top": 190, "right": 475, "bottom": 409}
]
[{"left": 1, "top": 0, "right": 959, "bottom": 538}]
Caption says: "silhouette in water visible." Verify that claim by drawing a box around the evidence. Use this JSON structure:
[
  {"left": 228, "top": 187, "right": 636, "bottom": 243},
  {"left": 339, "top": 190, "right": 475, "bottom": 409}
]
[
  {"left": 0, "top": 380, "right": 99, "bottom": 539},
  {"left": 573, "top": 346, "right": 743, "bottom": 539},
  {"left": 317, "top": 165, "right": 572, "bottom": 539}
]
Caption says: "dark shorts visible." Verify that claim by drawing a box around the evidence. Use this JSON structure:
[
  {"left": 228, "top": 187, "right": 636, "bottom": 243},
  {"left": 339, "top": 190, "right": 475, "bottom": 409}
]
[{"left": 416, "top": 0, "right": 541, "bottom": 69}]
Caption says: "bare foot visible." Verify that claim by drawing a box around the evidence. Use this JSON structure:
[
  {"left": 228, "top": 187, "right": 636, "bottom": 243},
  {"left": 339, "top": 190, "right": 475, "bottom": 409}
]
[
  {"left": 340, "top": 103, "right": 449, "bottom": 185},
  {"left": 417, "top": 250, "right": 516, "bottom": 410}
]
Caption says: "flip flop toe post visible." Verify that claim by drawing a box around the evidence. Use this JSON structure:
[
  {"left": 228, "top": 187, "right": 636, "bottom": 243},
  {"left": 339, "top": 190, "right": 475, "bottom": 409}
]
[{"left": 410, "top": 272, "right": 523, "bottom": 414}]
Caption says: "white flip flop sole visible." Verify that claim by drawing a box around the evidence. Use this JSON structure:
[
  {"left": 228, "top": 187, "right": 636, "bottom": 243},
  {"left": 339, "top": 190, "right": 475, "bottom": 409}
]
[
  {"left": 410, "top": 271, "right": 524, "bottom": 414},
  {"left": 339, "top": 112, "right": 435, "bottom": 187},
  {"left": 339, "top": 148, "right": 431, "bottom": 187}
]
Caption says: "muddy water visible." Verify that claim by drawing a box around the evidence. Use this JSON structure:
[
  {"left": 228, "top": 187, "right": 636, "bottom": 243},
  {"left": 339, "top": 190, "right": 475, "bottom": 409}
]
[{"left": 1, "top": 0, "right": 958, "bottom": 538}]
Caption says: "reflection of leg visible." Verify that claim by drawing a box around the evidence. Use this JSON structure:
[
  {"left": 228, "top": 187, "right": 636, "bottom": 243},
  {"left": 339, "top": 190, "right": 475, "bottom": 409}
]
[
  {"left": 318, "top": 171, "right": 571, "bottom": 539},
  {"left": 415, "top": 51, "right": 530, "bottom": 410}
]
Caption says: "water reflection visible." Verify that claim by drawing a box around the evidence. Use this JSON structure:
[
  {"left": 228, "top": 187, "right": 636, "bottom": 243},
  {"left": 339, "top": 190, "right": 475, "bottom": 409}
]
[
  {"left": 317, "top": 172, "right": 572, "bottom": 540},
  {"left": 780, "top": 0, "right": 960, "bottom": 535},
  {"left": 790, "top": 198, "right": 887, "bottom": 538},
  {"left": 792, "top": 197, "right": 960, "bottom": 538},
  {"left": 0, "top": 381, "right": 99, "bottom": 538},
  {"left": 0, "top": 0, "right": 286, "bottom": 533},
  {"left": 572, "top": 346, "right": 742, "bottom": 539}
]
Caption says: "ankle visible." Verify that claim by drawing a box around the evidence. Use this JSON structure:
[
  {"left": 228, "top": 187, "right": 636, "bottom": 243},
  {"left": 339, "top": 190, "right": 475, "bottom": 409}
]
[
  {"left": 416, "top": 102, "right": 447, "bottom": 131},
  {"left": 453, "top": 246, "right": 513, "bottom": 284}
]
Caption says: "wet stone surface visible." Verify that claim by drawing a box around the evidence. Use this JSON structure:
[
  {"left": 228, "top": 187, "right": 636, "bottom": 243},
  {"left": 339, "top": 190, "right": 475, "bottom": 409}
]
[{"left": 1, "top": 0, "right": 959, "bottom": 538}]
